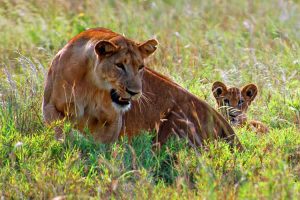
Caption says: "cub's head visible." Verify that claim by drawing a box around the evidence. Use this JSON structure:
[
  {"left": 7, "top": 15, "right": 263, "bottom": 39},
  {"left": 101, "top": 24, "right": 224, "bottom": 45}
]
[
  {"left": 93, "top": 36, "right": 158, "bottom": 112},
  {"left": 212, "top": 81, "right": 258, "bottom": 126}
]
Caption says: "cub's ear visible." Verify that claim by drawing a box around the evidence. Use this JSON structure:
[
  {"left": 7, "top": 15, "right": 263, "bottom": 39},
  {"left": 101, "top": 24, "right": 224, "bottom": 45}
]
[
  {"left": 241, "top": 84, "right": 258, "bottom": 102},
  {"left": 138, "top": 39, "right": 158, "bottom": 58},
  {"left": 95, "top": 40, "right": 119, "bottom": 57},
  {"left": 212, "top": 81, "right": 227, "bottom": 99}
]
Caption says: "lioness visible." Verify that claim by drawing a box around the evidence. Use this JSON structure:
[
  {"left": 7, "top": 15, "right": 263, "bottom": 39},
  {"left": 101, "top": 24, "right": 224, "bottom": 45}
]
[
  {"left": 43, "top": 28, "right": 158, "bottom": 143},
  {"left": 121, "top": 69, "right": 243, "bottom": 149},
  {"left": 43, "top": 27, "right": 242, "bottom": 149},
  {"left": 212, "top": 81, "right": 269, "bottom": 134}
]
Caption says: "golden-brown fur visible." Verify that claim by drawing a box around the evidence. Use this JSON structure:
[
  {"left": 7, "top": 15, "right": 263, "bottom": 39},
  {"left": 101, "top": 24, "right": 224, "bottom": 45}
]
[
  {"left": 212, "top": 81, "right": 269, "bottom": 134},
  {"left": 121, "top": 69, "right": 243, "bottom": 149},
  {"left": 43, "top": 28, "right": 158, "bottom": 143},
  {"left": 43, "top": 27, "right": 242, "bottom": 149}
]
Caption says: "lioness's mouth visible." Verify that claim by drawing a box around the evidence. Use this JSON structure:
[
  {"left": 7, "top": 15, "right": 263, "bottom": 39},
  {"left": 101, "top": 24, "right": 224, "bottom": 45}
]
[{"left": 110, "top": 89, "right": 131, "bottom": 106}]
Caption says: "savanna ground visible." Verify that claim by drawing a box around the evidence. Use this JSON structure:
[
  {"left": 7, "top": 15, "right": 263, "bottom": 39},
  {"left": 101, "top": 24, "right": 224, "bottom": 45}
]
[{"left": 0, "top": 0, "right": 300, "bottom": 199}]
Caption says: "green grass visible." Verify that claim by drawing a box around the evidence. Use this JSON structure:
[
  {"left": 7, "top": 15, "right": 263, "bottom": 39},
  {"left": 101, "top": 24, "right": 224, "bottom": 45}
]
[{"left": 0, "top": 0, "right": 300, "bottom": 199}]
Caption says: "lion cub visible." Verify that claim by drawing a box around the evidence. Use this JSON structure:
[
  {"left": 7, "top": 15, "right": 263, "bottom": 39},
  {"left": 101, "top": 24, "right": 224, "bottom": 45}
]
[{"left": 212, "top": 81, "right": 269, "bottom": 134}]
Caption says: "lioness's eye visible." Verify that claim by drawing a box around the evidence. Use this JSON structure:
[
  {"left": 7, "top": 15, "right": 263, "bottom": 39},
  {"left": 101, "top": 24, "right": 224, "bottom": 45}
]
[
  {"left": 138, "top": 64, "right": 145, "bottom": 71},
  {"left": 116, "top": 63, "right": 126, "bottom": 71}
]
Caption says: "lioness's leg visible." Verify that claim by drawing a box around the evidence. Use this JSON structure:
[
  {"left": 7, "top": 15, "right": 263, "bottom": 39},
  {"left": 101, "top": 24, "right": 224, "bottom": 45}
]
[
  {"left": 155, "top": 112, "right": 176, "bottom": 147},
  {"left": 156, "top": 107, "right": 203, "bottom": 147},
  {"left": 43, "top": 103, "right": 65, "bottom": 140}
]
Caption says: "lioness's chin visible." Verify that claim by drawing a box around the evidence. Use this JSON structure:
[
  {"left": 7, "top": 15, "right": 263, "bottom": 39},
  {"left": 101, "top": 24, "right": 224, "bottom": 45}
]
[
  {"left": 112, "top": 102, "right": 131, "bottom": 113},
  {"left": 110, "top": 89, "right": 132, "bottom": 113}
]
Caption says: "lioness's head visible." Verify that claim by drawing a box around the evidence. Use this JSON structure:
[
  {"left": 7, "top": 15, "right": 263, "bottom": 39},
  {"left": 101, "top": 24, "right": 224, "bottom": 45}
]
[
  {"left": 212, "top": 81, "right": 258, "bottom": 126},
  {"left": 93, "top": 36, "right": 158, "bottom": 112}
]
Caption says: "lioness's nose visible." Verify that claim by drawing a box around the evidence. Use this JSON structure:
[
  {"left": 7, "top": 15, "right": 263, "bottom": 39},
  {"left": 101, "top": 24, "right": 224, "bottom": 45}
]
[{"left": 126, "top": 88, "right": 140, "bottom": 96}]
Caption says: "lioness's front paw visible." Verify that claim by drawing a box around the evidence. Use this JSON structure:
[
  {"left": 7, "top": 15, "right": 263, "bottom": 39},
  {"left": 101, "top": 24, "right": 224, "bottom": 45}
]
[{"left": 54, "top": 127, "right": 65, "bottom": 142}]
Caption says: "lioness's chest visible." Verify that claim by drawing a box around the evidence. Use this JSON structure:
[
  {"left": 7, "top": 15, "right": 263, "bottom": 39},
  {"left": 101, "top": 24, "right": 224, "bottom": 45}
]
[{"left": 74, "top": 90, "right": 121, "bottom": 141}]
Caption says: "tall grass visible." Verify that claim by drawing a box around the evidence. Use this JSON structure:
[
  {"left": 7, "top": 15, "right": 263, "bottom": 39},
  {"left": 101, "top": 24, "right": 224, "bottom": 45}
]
[{"left": 0, "top": 0, "right": 300, "bottom": 198}]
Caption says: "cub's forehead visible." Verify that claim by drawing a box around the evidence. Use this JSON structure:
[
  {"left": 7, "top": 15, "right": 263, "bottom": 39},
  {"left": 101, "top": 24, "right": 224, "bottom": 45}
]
[{"left": 227, "top": 87, "right": 242, "bottom": 97}]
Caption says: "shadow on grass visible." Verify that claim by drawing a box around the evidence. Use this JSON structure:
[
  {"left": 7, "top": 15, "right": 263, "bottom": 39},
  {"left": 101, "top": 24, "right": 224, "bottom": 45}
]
[{"left": 63, "top": 129, "right": 190, "bottom": 185}]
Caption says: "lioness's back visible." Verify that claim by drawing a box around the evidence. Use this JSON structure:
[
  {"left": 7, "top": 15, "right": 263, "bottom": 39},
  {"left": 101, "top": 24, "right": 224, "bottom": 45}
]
[{"left": 122, "top": 68, "right": 242, "bottom": 149}]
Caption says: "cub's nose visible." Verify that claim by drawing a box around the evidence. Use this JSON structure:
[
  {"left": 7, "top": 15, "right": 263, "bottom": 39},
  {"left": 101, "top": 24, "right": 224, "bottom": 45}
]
[
  {"left": 229, "top": 113, "right": 237, "bottom": 118},
  {"left": 126, "top": 88, "right": 140, "bottom": 97}
]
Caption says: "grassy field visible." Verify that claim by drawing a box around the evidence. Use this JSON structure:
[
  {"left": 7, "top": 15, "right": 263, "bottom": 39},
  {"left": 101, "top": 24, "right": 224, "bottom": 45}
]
[{"left": 1, "top": 0, "right": 300, "bottom": 199}]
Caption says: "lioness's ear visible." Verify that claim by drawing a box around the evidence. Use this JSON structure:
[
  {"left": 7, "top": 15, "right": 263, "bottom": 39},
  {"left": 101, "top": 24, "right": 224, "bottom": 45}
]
[
  {"left": 241, "top": 84, "right": 258, "bottom": 102},
  {"left": 138, "top": 39, "right": 158, "bottom": 58},
  {"left": 212, "top": 81, "right": 227, "bottom": 99},
  {"left": 95, "top": 40, "right": 119, "bottom": 57}
]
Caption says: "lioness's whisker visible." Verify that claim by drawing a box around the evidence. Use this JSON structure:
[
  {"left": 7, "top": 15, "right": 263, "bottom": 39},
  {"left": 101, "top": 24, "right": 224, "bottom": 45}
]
[
  {"left": 137, "top": 98, "right": 142, "bottom": 113},
  {"left": 139, "top": 95, "right": 147, "bottom": 111},
  {"left": 141, "top": 93, "right": 151, "bottom": 105}
]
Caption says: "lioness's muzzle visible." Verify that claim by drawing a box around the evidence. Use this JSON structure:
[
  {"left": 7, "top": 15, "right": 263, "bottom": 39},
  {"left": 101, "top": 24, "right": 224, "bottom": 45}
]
[
  {"left": 110, "top": 89, "right": 131, "bottom": 106},
  {"left": 126, "top": 88, "right": 139, "bottom": 96}
]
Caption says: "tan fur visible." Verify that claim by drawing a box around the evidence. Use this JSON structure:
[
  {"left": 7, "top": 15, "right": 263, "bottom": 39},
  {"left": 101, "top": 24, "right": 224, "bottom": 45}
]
[
  {"left": 43, "top": 27, "right": 243, "bottom": 149},
  {"left": 121, "top": 69, "right": 243, "bottom": 150},
  {"left": 212, "top": 81, "right": 269, "bottom": 134},
  {"left": 43, "top": 28, "right": 158, "bottom": 143}
]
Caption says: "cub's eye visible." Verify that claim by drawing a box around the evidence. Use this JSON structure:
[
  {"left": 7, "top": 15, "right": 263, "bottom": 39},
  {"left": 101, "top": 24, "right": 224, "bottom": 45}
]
[
  {"left": 116, "top": 63, "right": 125, "bottom": 71},
  {"left": 138, "top": 64, "right": 145, "bottom": 71},
  {"left": 238, "top": 99, "right": 244, "bottom": 106},
  {"left": 223, "top": 99, "right": 230, "bottom": 106}
]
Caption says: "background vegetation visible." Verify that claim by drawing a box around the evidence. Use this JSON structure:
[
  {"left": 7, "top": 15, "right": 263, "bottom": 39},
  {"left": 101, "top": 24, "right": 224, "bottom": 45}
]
[{"left": 0, "top": 0, "right": 300, "bottom": 199}]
